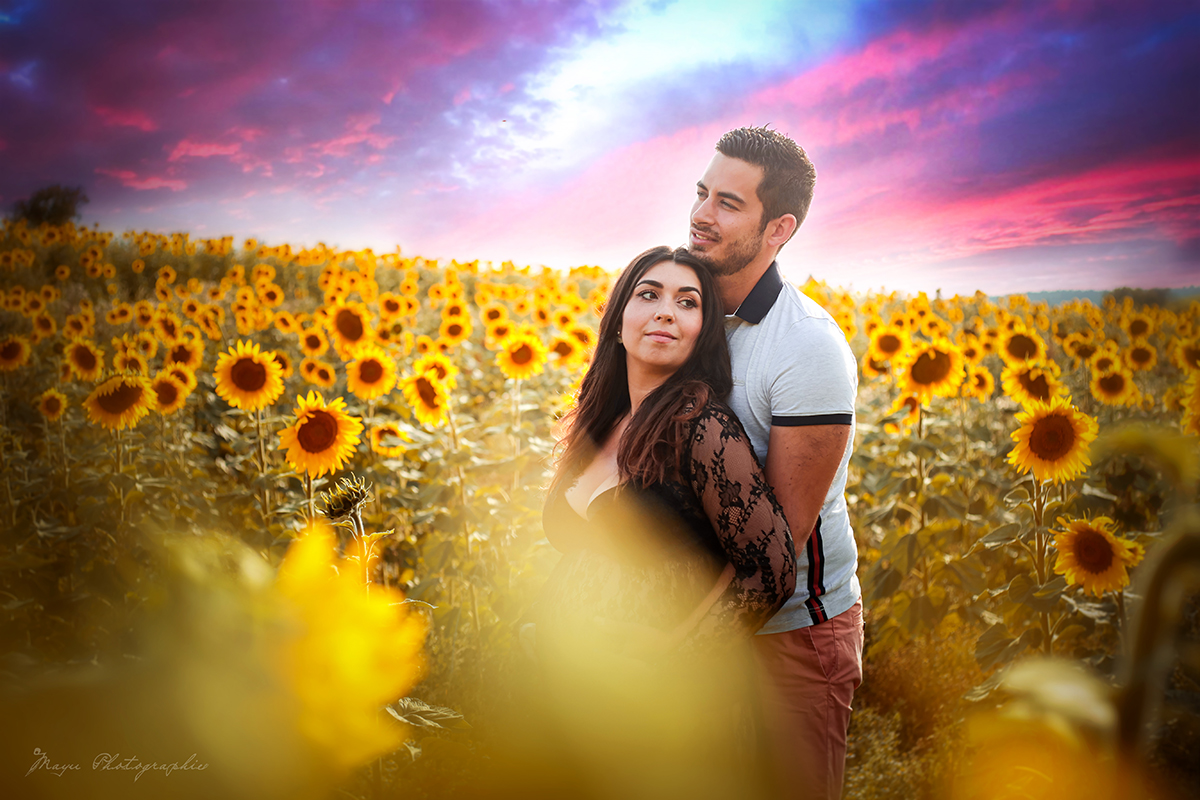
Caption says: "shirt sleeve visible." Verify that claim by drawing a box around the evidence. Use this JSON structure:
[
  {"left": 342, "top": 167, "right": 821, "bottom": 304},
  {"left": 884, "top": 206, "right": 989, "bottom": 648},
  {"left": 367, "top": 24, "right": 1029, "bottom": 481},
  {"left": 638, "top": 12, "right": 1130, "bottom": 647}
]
[
  {"left": 767, "top": 317, "right": 857, "bottom": 426},
  {"left": 675, "top": 404, "right": 797, "bottom": 656}
]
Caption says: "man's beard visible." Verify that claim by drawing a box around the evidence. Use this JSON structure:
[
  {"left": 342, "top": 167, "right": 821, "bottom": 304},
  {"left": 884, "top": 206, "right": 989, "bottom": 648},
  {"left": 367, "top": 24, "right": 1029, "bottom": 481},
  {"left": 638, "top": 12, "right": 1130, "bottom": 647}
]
[{"left": 688, "top": 227, "right": 765, "bottom": 277}]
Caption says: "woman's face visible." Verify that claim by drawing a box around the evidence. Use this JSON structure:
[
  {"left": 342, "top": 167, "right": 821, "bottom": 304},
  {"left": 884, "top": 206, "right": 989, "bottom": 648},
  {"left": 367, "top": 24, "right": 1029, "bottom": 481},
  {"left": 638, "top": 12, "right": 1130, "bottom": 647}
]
[{"left": 620, "top": 260, "right": 705, "bottom": 377}]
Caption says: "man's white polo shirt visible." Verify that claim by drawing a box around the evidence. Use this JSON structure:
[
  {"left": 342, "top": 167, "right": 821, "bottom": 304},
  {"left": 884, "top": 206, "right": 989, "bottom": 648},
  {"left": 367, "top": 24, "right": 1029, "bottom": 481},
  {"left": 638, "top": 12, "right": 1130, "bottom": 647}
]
[{"left": 724, "top": 262, "right": 860, "bottom": 633}]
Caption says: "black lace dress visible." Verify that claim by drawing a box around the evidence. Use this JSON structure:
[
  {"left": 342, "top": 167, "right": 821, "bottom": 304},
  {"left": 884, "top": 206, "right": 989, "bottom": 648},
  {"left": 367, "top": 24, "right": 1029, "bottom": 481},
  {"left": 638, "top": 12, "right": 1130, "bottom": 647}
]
[{"left": 538, "top": 400, "right": 796, "bottom": 659}]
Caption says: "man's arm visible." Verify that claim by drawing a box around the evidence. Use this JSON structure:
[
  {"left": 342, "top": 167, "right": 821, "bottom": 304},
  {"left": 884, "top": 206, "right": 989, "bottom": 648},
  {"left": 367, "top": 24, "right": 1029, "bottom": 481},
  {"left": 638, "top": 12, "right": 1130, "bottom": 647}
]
[{"left": 765, "top": 424, "right": 851, "bottom": 551}]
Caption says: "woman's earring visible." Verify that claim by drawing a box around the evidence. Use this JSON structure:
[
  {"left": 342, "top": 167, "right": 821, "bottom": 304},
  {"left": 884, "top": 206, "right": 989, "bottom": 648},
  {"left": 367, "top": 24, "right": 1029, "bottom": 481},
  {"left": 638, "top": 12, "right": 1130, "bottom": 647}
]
[{"left": 617, "top": 331, "right": 623, "bottom": 344}]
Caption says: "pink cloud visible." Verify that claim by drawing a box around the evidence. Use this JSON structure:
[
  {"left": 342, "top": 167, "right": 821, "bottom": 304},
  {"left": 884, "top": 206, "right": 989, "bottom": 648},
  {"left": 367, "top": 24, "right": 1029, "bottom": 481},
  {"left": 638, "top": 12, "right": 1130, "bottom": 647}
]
[
  {"left": 92, "top": 106, "right": 159, "bottom": 132},
  {"left": 95, "top": 168, "right": 187, "bottom": 192},
  {"left": 168, "top": 139, "right": 242, "bottom": 160},
  {"left": 453, "top": 87, "right": 472, "bottom": 105},
  {"left": 310, "top": 114, "right": 395, "bottom": 158}
]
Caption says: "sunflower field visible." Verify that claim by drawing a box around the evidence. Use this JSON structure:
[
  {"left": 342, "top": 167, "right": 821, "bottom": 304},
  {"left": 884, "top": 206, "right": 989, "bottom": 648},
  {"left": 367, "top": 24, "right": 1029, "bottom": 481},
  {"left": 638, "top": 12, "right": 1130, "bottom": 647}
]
[{"left": 0, "top": 218, "right": 1198, "bottom": 800}]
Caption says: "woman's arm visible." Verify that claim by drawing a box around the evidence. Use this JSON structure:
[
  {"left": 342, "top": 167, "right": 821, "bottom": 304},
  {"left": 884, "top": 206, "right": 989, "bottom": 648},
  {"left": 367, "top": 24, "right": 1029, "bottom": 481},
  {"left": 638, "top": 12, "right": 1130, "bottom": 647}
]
[{"left": 672, "top": 404, "right": 797, "bottom": 655}]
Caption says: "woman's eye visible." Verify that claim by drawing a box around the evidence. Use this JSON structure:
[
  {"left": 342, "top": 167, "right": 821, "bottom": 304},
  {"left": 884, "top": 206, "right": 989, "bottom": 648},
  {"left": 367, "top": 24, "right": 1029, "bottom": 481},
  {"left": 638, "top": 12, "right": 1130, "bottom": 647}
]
[
  {"left": 638, "top": 290, "right": 657, "bottom": 301},
  {"left": 680, "top": 297, "right": 698, "bottom": 309}
]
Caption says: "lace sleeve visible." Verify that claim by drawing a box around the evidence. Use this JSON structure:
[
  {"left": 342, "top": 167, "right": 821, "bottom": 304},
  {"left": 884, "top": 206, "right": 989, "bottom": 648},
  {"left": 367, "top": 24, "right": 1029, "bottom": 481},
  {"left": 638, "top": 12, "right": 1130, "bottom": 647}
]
[{"left": 674, "top": 403, "right": 796, "bottom": 656}]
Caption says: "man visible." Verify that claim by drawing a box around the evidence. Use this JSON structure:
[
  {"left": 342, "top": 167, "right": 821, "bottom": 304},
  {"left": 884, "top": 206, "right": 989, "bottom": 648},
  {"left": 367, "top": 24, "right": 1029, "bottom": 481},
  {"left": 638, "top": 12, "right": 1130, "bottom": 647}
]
[{"left": 687, "top": 126, "right": 863, "bottom": 800}]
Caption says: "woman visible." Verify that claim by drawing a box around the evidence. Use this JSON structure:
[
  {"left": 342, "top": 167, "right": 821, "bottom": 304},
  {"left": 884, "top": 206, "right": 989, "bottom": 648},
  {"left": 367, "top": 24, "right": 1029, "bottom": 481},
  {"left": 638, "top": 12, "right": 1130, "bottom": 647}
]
[{"left": 534, "top": 245, "right": 795, "bottom": 797}]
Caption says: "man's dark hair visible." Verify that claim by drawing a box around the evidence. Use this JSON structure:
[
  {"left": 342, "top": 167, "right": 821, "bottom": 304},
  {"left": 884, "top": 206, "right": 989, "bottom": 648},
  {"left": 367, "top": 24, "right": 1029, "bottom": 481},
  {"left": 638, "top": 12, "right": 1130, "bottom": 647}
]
[{"left": 715, "top": 126, "right": 816, "bottom": 234}]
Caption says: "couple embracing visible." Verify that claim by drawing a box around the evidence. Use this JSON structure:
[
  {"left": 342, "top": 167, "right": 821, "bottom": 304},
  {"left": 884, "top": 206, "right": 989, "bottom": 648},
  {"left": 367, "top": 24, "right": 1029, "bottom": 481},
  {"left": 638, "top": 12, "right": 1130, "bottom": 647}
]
[{"left": 535, "top": 127, "right": 864, "bottom": 800}]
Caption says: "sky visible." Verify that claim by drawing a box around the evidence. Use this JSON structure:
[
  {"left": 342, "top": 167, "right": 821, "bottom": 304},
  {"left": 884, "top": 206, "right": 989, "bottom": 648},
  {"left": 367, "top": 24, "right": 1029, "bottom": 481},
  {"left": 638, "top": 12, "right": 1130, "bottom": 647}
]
[{"left": 1, "top": 0, "right": 1197, "bottom": 295}]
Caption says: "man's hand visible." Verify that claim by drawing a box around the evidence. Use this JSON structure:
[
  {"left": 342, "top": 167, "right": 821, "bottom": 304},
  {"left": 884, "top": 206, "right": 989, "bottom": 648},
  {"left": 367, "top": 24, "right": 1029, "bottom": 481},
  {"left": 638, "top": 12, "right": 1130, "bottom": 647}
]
[{"left": 765, "top": 424, "right": 851, "bottom": 550}]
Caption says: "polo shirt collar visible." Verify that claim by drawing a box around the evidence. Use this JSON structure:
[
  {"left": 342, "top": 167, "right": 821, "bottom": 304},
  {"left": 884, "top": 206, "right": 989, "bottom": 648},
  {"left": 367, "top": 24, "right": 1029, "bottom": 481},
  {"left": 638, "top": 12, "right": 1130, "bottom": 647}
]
[{"left": 732, "top": 261, "right": 784, "bottom": 324}]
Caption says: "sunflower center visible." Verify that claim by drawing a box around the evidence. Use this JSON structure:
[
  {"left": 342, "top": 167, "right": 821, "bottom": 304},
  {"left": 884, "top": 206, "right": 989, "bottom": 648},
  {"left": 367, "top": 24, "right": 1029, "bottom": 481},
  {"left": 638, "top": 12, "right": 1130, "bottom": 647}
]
[
  {"left": 1184, "top": 345, "right": 1200, "bottom": 370},
  {"left": 1006, "top": 334, "right": 1038, "bottom": 360},
  {"left": 553, "top": 341, "right": 574, "bottom": 357},
  {"left": 97, "top": 382, "right": 144, "bottom": 414},
  {"left": 486, "top": 308, "right": 502, "bottom": 321},
  {"left": 160, "top": 318, "right": 177, "bottom": 338},
  {"left": 416, "top": 377, "right": 439, "bottom": 407},
  {"left": 2, "top": 341, "right": 22, "bottom": 360},
  {"left": 359, "top": 359, "right": 384, "bottom": 383},
  {"left": 336, "top": 309, "right": 364, "bottom": 341},
  {"left": 384, "top": 299, "right": 400, "bottom": 313},
  {"left": 153, "top": 380, "right": 179, "bottom": 408},
  {"left": 1073, "top": 343, "right": 1097, "bottom": 360},
  {"left": 37, "top": 317, "right": 52, "bottom": 331},
  {"left": 1029, "top": 414, "right": 1076, "bottom": 461},
  {"left": 72, "top": 345, "right": 97, "bottom": 371},
  {"left": 1098, "top": 373, "right": 1126, "bottom": 394},
  {"left": 511, "top": 344, "right": 533, "bottom": 365},
  {"left": 878, "top": 334, "right": 901, "bottom": 355},
  {"left": 231, "top": 357, "right": 267, "bottom": 391},
  {"left": 1018, "top": 371, "right": 1051, "bottom": 401},
  {"left": 1130, "top": 347, "right": 1151, "bottom": 365},
  {"left": 1072, "top": 528, "right": 1115, "bottom": 573},
  {"left": 910, "top": 349, "right": 951, "bottom": 385},
  {"left": 447, "top": 323, "right": 463, "bottom": 337},
  {"left": 297, "top": 410, "right": 338, "bottom": 453},
  {"left": 974, "top": 372, "right": 988, "bottom": 389},
  {"left": 44, "top": 397, "right": 62, "bottom": 414},
  {"left": 1129, "top": 320, "right": 1149, "bottom": 337},
  {"left": 432, "top": 364, "right": 448, "bottom": 379}
]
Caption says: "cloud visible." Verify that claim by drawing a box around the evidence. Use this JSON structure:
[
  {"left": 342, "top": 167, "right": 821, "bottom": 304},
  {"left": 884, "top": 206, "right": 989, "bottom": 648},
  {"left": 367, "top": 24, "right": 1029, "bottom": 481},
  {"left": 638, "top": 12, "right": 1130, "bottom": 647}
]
[
  {"left": 95, "top": 168, "right": 187, "bottom": 192},
  {"left": 93, "top": 106, "right": 158, "bottom": 131}
]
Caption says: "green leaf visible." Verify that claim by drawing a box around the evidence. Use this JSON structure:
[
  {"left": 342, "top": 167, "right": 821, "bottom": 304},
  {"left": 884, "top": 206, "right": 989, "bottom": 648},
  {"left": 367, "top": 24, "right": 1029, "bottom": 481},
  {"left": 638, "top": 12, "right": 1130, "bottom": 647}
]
[
  {"left": 870, "top": 566, "right": 903, "bottom": 601},
  {"left": 978, "top": 522, "right": 1021, "bottom": 548}
]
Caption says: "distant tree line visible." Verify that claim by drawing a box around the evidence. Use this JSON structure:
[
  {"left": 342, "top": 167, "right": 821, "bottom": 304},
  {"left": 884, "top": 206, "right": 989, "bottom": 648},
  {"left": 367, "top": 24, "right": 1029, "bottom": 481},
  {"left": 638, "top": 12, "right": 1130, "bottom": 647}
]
[{"left": 8, "top": 184, "right": 89, "bottom": 226}]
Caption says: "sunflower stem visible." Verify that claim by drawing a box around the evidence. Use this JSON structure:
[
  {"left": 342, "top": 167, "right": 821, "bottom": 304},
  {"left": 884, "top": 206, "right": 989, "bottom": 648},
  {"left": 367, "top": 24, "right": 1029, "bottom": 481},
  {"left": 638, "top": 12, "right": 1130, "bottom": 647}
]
[
  {"left": 115, "top": 428, "right": 126, "bottom": 524},
  {"left": 255, "top": 407, "right": 272, "bottom": 529},
  {"left": 304, "top": 470, "right": 315, "bottom": 523}
]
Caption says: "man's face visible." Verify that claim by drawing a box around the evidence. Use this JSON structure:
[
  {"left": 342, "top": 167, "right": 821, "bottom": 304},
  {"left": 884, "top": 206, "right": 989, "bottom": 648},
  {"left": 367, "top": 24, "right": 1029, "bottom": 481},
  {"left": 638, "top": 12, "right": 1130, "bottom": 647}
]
[{"left": 688, "top": 153, "right": 768, "bottom": 277}]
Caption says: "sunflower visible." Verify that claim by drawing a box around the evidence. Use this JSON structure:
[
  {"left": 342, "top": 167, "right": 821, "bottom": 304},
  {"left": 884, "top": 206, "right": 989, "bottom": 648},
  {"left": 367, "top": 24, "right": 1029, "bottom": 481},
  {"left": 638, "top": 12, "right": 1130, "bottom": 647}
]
[
  {"left": 165, "top": 339, "right": 204, "bottom": 372},
  {"left": 884, "top": 393, "right": 921, "bottom": 433},
  {"left": 84, "top": 374, "right": 153, "bottom": 430},
  {"left": 271, "top": 349, "right": 295, "bottom": 379},
  {"left": 149, "top": 370, "right": 189, "bottom": 416},
  {"left": 214, "top": 340, "right": 286, "bottom": 411},
  {"left": 64, "top": 339, "right": 104, "bottom": 381},
  {"left": 438, "top": 316, "right": 472, "bottom": 347},
  {"left": 861, "top": 356, "right": 891, "bottom": 379},
  {"left": 895, "top": 339, "right": 964, "bottom": 402},
  {"left": 1124, "top": 341, "right": 1156, "bottom": 371},
  {"left": 480, "top": 302, "right": 507, "bottom": 325},
  {"left": 167, "top": 364, "right": 198, "bottom": 392},
  {"left": 957, "top": 334, "right": 984, "bottom": 365},
  {"left": 302, "top": 358, "right": 338, "bottom": 389},
  {"left": 0, "top": 335, "right": 33, "bottom": 371},
  {"left": 370, "top": 422, "right": 409, "bottom": 458},
  {"left": 153, "top": 308, "right": 184, "bottom": 343},
  {"left": 33, "top": 312, "right": 56, "bottom": 338},
  {"left": 1062, "top": 332, "right": 1098, "bottom": 369},
  {"left": 497, "top": 332, "right": 548, "bottom": 380},
  {"left": 113, "top": 351, "right": 149, "bottom": 375},
  {"left": 37, "top": 387, "right": 68, "bottom": 422},
  {"left": 1171, "top": 337, "right": 1200, "bottom": 374},
  {"left": 868, "top": 326, "right": 908, "bottom": 363},
  {"left": 1001, "top": 361, "right": 1066, "bottom": 407},
  {"left": 1007, "top": 397, "right": 1098, "bottom": 484},
  {"left": 1052, "top": 516, "right": 1144, "bottom": 597},
  {"left": 1184, "top": 375, "right": 1200, "bottom": 436},
  {"left": 412, "top": 352, "right": 459, "bottom": 391},
  {"left": 299, "top": 327, "right": 330, "bottom": 358},
  {"left": 1120, "top": 311, "right": 1155, "bottom": 340},
  {"left": 548, "top": 335, "right": 586, "bottom": 367},
  {"left": 346, "top": 344, "right": 397, "bottom": 401},
  {"left": 401, "top": 370, "right": 449, "bottom": 427},
  {"left": 1090, "top": 367, "right": 1138, "bottom": 407},
  {"left": 106, "top": 303, "right": 134, "bottom": 326},
  {"left": 962, "top": 365, "right": 995, "bottom": 402},
  {"left": 327, "top": 301, "right": 373, "bottom": 357},
  {"left": 279, "top": 391, "right": 364, "bottom": 477},
  {"left": 999, "top": 327, "right": 1046, "bottom": 366},
  {"left": 134, "top": 301, "right": 157, "bottom": 328},
  {"left": 132, "top": 330, "right": 158, "bottom": 359}
]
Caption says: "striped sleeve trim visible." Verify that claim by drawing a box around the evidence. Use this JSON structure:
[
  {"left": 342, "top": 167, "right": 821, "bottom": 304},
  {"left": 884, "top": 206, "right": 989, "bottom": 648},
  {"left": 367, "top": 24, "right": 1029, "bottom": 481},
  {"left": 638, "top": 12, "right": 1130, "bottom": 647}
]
[{"left": 771, "top": 413, "right": 853, "bottom": 427}]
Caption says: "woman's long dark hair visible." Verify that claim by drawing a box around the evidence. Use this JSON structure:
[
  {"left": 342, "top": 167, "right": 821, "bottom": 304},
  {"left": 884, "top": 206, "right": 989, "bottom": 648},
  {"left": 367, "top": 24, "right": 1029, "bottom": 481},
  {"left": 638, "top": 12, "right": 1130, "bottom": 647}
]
[{"left": 551, "top": 245, "right": 732, "bottom": 490}]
